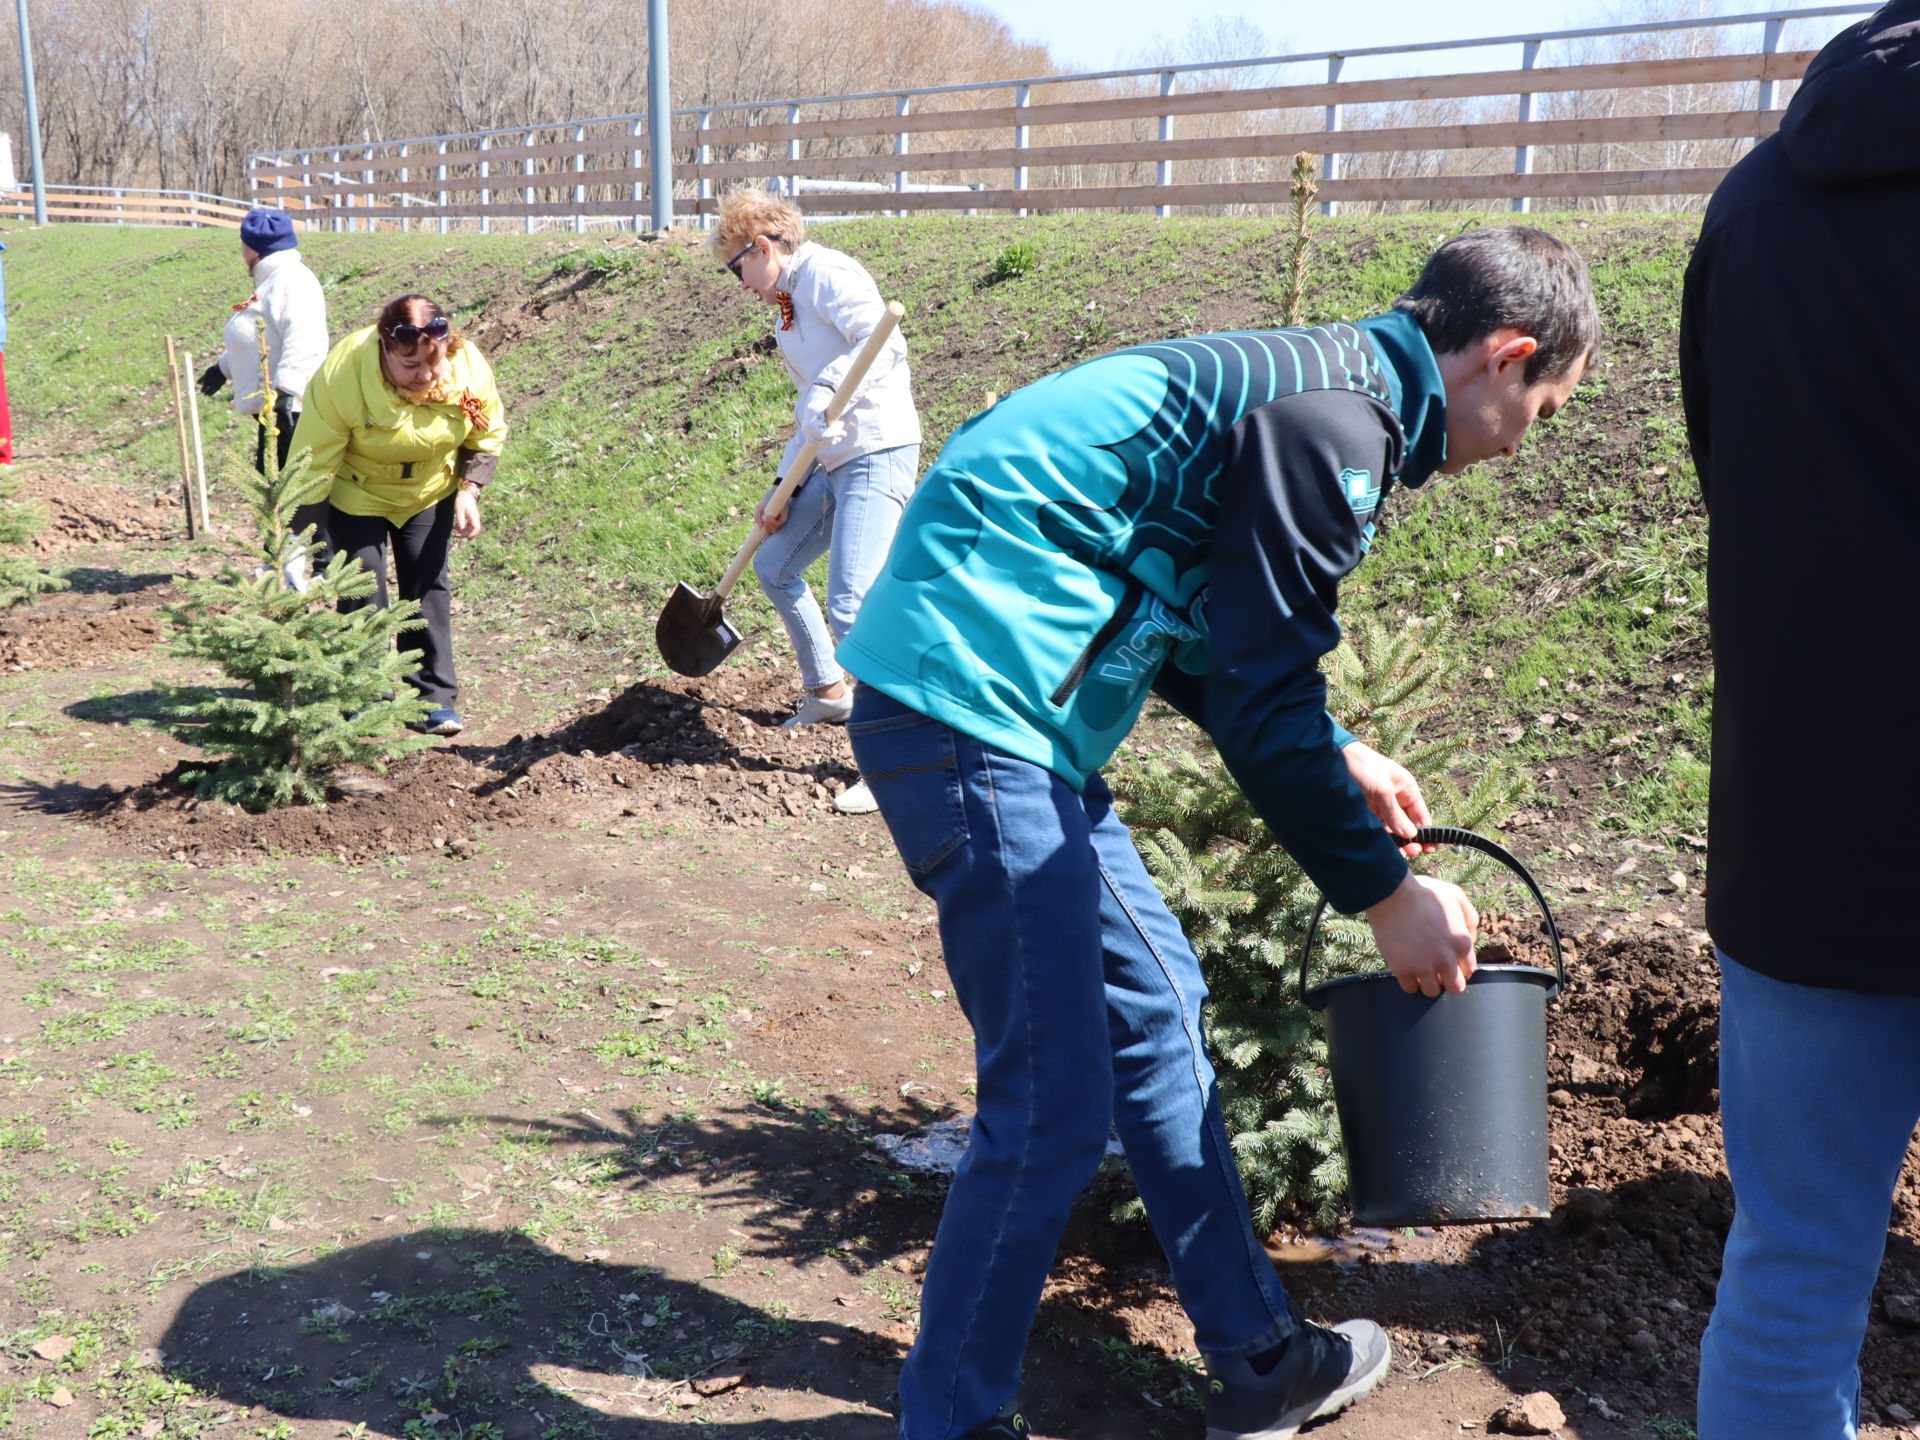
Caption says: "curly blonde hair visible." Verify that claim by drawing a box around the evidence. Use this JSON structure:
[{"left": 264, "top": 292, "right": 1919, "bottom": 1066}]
[{"left": 709, "top": 188, "right": 805, "bottom": 260}]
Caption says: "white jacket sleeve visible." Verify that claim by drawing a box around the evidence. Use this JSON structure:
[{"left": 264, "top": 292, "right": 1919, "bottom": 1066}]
[
  {"left": 802, "top": 252, "right": 905, "bottom": 401},
  {"left": 260, "top": 261, "right": 330, "bottom": 403}
]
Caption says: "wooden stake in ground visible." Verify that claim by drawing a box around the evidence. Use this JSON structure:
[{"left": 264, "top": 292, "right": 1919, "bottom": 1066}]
[
  {"left": 181, "top": 348, "right": 212, "bottom": 529},
  {"left": 1283, "top": 152, "right": 1319, "bottom": 329},
  {"left": 162, "top": 335, "right": 198, "bottom": 541}
]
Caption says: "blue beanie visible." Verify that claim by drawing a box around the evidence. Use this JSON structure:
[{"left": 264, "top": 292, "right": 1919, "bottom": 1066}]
[{"left": 240, "top": 209, "right": 297, "bottom": 257}]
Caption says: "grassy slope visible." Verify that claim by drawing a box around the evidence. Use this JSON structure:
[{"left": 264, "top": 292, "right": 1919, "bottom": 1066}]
[{"left": 2, "top": 213, "right": 1707, "bottom": 909}]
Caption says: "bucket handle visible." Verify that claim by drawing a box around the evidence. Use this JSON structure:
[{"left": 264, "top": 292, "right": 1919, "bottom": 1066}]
[{"left": 1298, "top": 825, "right": 1567, "bottom": 1006}]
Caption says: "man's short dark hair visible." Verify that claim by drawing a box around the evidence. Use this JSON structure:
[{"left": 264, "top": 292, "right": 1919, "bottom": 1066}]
[{"left": 1394, "top": 226, "right": 1599, "bottom": 384}]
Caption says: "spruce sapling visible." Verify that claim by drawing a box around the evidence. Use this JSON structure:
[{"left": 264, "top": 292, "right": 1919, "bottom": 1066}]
[
  {"left": 161, "top": 322, "right": 433, "bottom": 810},
  {"left": 0, "top": 468, "right": 70, "bottom": 609},
  {"left": 1115, "top": 619, "right": 1522, "bottom": 1228}
]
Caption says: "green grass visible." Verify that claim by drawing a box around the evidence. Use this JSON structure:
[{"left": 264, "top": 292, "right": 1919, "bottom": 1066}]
[{"left": 3, "top": 212, "right": 1709, "bottom": 879}]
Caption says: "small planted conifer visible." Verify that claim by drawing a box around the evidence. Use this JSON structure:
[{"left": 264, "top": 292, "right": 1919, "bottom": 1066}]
[
  {"left": 0, "top": 468, "right": 69, "bottom": 609},
  {"left": 161, "top": 334, "right": 432, "bottom": 810}
]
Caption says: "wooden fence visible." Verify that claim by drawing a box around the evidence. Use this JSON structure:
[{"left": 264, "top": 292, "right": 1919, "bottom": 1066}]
[
  {"left": 0, "top": 186, "right": 250, "bottom": 229},
  {"left": 245, "top": 5, "right": 1875, "bottom": 232}
]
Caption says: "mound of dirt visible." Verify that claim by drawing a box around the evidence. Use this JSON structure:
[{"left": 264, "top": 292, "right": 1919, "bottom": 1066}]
[
  {"left": 0, "top": 587, "right": 172, "bottom": 670},
  {"left": 80, "top": 666, "right": 867, "bottom": 861},
  {"left": 21, "top": 472, "right": 179, "bottom": 552}
]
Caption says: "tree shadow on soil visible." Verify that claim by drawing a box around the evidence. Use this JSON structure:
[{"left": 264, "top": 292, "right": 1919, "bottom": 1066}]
[
  {"left": 58, "top": 565, "right": 176, "bottom": 595},
  {"left": 157, "top": 1230, "right": 903, "bottom": 1440}
]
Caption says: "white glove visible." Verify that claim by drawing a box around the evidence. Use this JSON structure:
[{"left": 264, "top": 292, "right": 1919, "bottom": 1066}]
[{"left": 797, "top": 387, "right": 848, "bottom": 448}]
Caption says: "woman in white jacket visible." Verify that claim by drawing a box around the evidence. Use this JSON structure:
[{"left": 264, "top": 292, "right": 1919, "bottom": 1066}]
[
  {"left": 711, "top": 190, "right": 920, "bottom": 810},
  {"left": 200, "top": 209, "right": 330, "bottom": 538}
]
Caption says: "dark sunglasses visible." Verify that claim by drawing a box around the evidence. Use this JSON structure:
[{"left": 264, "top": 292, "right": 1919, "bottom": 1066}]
[
  {"left": 724, "top": 235, "right": 779, "bottom": 278},
  {"left": 382, "top": 315, "right": 450, "bottom": 347}
]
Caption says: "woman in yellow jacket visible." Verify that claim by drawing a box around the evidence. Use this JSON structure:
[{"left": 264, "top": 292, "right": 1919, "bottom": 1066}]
[{"left": 291, "top": 295, "right": 507, "bottom": 736}]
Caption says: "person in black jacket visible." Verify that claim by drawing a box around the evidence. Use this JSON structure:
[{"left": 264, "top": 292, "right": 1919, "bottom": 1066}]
[{"left": 1679, "top": 5, "right": 1920, "bottom": 1436}]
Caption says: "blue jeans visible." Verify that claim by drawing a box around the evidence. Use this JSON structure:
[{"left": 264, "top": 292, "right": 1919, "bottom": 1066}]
[
  {"left": 754, "top": 444, "right": 918, "bottom": 692},
  {"left": 1698, "top": 950, "right": 1920, "bottom": 1439},
  {"left": 848, "top": 688, "right": 1298, "bottom": 1440}
]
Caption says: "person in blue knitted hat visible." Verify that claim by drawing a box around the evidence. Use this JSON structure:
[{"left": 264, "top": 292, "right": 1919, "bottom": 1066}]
[
  {"left": 200, "top": 208, "right": 331, "bottom": 544},
  {"left": 238, "top": 208, "right": 297, "bottom": 258}
]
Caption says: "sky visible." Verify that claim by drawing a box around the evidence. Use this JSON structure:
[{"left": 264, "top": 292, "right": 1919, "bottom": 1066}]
[{"left": 962, "top": 1, "right": 1837, "bottom": 73}]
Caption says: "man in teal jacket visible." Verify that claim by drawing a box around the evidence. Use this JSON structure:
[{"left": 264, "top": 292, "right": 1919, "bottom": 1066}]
[{"left": 840, "top": 227, "right": 1597, "bottom": 1440}]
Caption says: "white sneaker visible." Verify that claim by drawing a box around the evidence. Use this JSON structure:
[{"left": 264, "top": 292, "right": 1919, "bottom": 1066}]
[
  {"left": 832, "top": 779, "right": 879, "bottom": 815},
  {"left": 780, "top": 692, "right": 854, "bottom": 728}
]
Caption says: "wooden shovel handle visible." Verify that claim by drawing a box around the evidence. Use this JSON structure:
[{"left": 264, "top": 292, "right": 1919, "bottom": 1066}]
[{"left": 711, "top": 300, "right": 905, "bottom": 602}]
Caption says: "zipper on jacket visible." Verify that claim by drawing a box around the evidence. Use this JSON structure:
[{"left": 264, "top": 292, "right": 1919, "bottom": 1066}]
[{"left": 1051, "top": 576, "right": 1147, "bottom": 707}]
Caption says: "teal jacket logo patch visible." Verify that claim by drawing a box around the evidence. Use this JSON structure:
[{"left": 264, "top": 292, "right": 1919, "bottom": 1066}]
[{"left": 1339, "top": 467, "right": 1379, "bottom": 515}]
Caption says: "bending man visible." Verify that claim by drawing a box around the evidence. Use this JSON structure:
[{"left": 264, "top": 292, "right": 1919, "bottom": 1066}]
[{"left": 838, "top": 226, "right": 1597, "bottom": 1440}]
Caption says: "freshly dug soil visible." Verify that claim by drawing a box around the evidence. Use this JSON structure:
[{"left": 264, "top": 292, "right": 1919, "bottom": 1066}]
[
  {"left": 0, "top": 587, "right": 171, "bottom": 670},
  {"left": 79, "top": 666, "right": 866, "bottom": 861},
  {"left": 21, "top": 472, "right": 180, "bottom": 552}
]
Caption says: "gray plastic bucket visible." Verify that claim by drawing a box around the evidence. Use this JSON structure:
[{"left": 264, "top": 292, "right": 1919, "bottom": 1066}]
[{"left": 1300, "top": 826, "right": 1566, "bottom": 1228}]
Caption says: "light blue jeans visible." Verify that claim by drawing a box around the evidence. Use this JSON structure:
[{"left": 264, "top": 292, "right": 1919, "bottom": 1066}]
[
  {"left": 848, "top": 688, "right": 1299, "bottom": 1440},
  {"left": 1698, "top": 950, "right": 1920, "bottom": 1439},
  {"left": 753, "top": 444, "right": 918, "bottom": 691}
]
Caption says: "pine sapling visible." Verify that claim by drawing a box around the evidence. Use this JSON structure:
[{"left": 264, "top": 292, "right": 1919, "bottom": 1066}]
[{"left": 161, "top": 323, "right": 433, "bottom": 810}]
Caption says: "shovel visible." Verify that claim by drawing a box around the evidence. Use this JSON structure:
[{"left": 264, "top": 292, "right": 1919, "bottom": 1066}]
[{"left": 655, "top": 300, "right": 905, "bottom": 677}]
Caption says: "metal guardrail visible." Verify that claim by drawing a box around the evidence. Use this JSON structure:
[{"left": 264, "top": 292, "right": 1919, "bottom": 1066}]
[{"left": 245, "top": 5, "right": 1877, "bottom": 230}]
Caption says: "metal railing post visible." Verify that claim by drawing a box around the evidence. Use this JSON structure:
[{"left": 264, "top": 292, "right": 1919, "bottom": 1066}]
[
  {"left": 573, "top": 125, "right": 588, "bottom": 232},
  {"left": 1321, "top": 56, "right": 1344, "bottom": 217},
  {"left": 646, "top": 0, "right": 672, "bottom": 232},
  {"left": 1013, "top": 83, "right": 1030, "bottom": 218},
  {"left": 524, "top": 129, "right": 536, "bottom": 234},
  {"left": 1156, "top": 70, "right": 1176, "bottom": 218},
  {"left": 895, "top": 94, "right": 911, "bottom": 216},
  {"left": 786, "top": 103, "right": 800, "bottom": 199},
  {"left": 697, "top": 110, "right": 712, "bottom": 230},
  {"left": 1758, "top": 16, "right": 1786, "bottom": 112},
  {"left": 631, "top": 119, "right": 646, "bottom": 231},
  {"left": 362, "top": 146, "right": 373, "bottom": 233},
  {"left": 331, "top": 149, "right": 343, "bottom": 232},
  {"left": 1513, "top": 38, "right": 1542, "bottom": 214},
  {"left": 398, "top": 144, "right": 409, "bottom": 232},
  {"left": 436, "top": 140, "right": 448, "bottom": 235},
  {"left": 479, "top": 134, "right": 491, "bottom": 235}
]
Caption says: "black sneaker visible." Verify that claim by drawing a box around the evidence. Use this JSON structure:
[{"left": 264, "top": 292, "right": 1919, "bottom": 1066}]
[{"left": 1203, "top": 1318, "right": 1391, "bottom": 1440}]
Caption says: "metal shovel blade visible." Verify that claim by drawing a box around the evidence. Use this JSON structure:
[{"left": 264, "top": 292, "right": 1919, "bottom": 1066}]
[{"left": 655, "top": 581, "right": 743, "bottom": 676}]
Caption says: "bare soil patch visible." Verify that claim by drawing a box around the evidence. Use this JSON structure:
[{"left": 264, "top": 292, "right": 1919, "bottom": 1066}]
[
  {"left": 75, "top": 665, "right": 863, "bottom": 862},
  {"left": 20, "top": 470, "right": 182, "bottom": 552},
  {"left": 0, "top": 583, "right": 173, "bottom": 670}
]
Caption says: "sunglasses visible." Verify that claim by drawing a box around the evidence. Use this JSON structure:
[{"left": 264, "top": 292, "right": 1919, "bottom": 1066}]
[
  {"left": 383, "top": 315, "right": 450, "bottom": 347},
  {"left": 724, "top": 235, "right": 779, "bottom": 278}
]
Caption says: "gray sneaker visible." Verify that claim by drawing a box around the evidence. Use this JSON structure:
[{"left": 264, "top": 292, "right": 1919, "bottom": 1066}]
[{"left": 1203, "top": 1318, "right": 1391, "bottom": 1440}]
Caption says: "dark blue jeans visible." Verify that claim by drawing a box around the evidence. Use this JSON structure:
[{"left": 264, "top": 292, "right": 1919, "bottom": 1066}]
[{"left": 848, "top": 688, "right": 1297, "bottom": 1440}]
